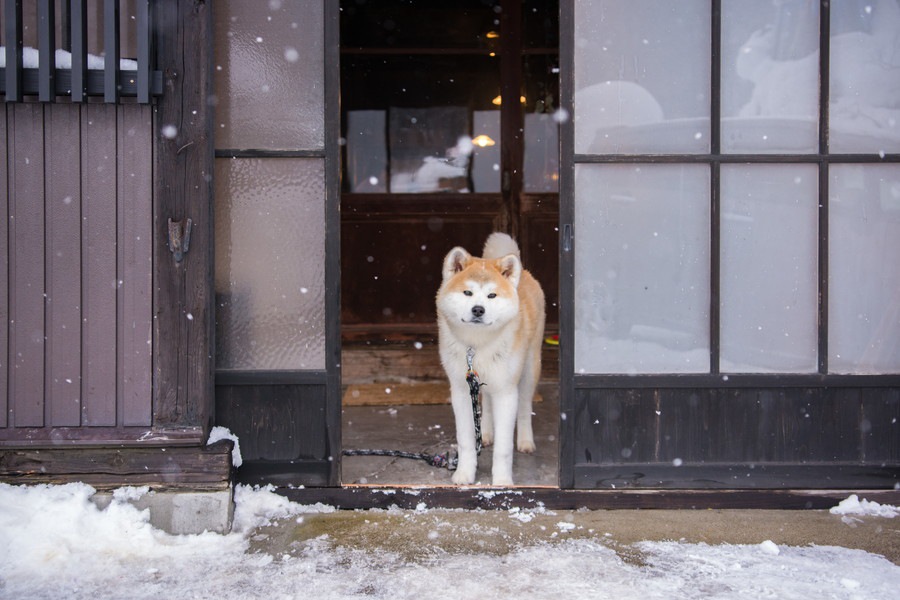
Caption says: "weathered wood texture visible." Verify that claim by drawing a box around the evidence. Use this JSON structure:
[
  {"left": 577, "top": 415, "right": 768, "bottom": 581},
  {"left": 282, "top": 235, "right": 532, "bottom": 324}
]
[
  {"left": 573, "top": 386, "right": 900, "bottom": 489},
  {"left": 0, "top": 101, "right": 154, "bottom": 443},
  {"left": 153, "top": 0, "right": 214, "bottom": 431},
  {"left": 216, "top": 383, "right": 331, "bottom": 487},
  {"left": 281, "top": 485, "right": 900, "bottom": 511},
  {"left": 0, "top": 440, "right": 233, "bottom": 492}
]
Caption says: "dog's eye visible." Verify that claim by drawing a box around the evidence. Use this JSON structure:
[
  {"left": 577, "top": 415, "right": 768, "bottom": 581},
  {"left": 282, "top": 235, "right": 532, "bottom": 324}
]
[
  {"left": 463, "top": 290, "right": 473, "bottom": 297},
  {"left": 487, "top": 293, "right": 497, "bottom": 299}
]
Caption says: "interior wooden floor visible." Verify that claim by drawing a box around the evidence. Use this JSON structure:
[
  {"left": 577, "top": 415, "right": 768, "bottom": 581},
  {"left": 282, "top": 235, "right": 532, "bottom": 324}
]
[{"left": 341, "top": 342, "right": 560, "bottom": 487}]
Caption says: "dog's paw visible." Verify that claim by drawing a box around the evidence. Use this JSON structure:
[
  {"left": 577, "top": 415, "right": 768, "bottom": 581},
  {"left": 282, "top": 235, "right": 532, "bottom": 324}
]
[
  {"left": 517, "top": 438, "right": 536, "bottom": 454},
  {"left": 491, "top": 474, "right": 514, "bottom": 487},
  {"left": 452, "top": 467, "right": 476, "bottom": 485}
]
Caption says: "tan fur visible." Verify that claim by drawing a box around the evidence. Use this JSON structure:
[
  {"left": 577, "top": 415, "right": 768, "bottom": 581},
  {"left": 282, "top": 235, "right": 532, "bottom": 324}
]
[{"left": 436, "top": 233, "right": 545, "bottom": 486}]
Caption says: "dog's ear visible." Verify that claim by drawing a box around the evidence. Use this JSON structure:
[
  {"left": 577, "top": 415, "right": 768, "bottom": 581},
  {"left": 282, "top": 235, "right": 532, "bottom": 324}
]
[
  {"left": 442, "top": 247, "right": 471, "bottom": 281},
  {"left": 497, "top": 254, "right": 522, "bottom": 288}
]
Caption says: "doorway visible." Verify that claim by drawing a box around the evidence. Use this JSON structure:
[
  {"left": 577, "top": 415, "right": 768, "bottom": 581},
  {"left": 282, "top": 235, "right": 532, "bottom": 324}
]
[{"left": 339, "top": 0, "right": 560, "bottom": 486}]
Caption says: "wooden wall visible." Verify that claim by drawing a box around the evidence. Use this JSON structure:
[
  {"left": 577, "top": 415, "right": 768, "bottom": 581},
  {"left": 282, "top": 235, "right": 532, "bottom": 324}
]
[
  {"left": 572, "top": 385, "right": 900, "bottom": 489},
  {"left": 0, "top": 101, "right": 153, "bottom": 439}
]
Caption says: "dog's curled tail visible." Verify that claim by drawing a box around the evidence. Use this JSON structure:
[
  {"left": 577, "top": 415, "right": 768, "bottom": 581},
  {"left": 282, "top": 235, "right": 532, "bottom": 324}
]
[{"left": 482, "top": 232, "right": 520, "bottom": 259}]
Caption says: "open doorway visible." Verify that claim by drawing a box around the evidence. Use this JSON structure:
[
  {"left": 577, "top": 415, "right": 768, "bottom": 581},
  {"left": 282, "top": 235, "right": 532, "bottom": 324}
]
[{"left": 339, "top": 0, "right": 560, "bottom": 486}]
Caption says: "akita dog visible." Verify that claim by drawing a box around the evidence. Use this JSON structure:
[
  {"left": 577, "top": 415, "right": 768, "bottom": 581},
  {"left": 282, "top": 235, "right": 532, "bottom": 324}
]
[{"left": 436, "top": 232, "right": 546, "bottom": 486}]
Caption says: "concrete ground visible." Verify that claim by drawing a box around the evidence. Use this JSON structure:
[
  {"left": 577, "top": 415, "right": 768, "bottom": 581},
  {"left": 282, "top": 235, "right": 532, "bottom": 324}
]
[{"left": 250, "top": 506, "right": 900, "bottom": 566}]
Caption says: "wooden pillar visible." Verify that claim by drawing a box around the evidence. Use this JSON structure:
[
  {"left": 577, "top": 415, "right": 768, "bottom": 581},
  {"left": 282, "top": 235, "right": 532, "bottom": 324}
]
[{"left": 153, "top": 0, "right": 214, "bottom": 433}]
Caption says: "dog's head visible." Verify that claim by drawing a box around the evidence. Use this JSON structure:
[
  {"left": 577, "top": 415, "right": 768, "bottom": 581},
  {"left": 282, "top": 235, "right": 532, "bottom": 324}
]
[{"left": 436, "top": 246, "right": 522, "bottom": 329}]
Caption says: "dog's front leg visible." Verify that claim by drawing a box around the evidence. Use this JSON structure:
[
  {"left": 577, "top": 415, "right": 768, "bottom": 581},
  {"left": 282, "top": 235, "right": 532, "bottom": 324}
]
[
  {"left": 489, "top": 389, "right": 518, "bottom": 486},
  {"left": 450, "top": 381, "right": 478, "bottom": 485}
]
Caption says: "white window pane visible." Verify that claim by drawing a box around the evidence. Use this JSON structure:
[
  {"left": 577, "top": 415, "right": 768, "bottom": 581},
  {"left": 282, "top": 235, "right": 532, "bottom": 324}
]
[
  {"left": 829, "top": 165, "right": 900, "bottom": 374},
  {"left": 524, "top": 113, "right": 560, "bottom": 193},
  {"left": 721, "top": 0, "right": 819, "bottom": 153},
  {"left": 829, "top": 1, "right": 900, "bottom": 153},
  {"left": 574, "top": 0, "right": 710, "bottom": 154},
  {"left": 575, "top": 165, "right": 710, "bottom": 373},
  {"left": 720, "top": 166, "right": 818, "bottom": 372},
  {"left": 214, "top": 158, "right": 326, "bottom": 371},
  {"left": 471, "top": 111, "right": 501, "bottom": 193},
  {"left": 346, "top": 111, "right": 388, "bottom": 193}
]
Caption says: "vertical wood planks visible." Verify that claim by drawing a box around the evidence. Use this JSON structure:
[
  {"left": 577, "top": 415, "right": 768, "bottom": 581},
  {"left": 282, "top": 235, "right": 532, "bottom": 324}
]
[
  {"left": 81, "top": 104, "right": 118, "bottom": 426},
  {"left": 9, "top": 104, "right": 45, "bottom": 427},
  {"left": 0, "top": 105, "right": 7, "bottom": 427},
  {"left": 45, "top": 104, "right": 83, "bottom": 427},
  {"left": 1, "top": 102, "right": 156, "bottom": 438},
  {"left": 118, "top": 105, "right": 153, "bottom": 426}
]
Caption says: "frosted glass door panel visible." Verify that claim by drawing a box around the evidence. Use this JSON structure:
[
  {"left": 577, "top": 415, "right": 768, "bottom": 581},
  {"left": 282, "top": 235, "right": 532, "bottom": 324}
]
[
  {"left": 214, "top": 158, "right": 326, "bottom": 370},
  {"left": 829, "top": 165, "right": 900, "bottom": 374},
  {"left": 213, "top": 0, "right": 324, "bottom": 150},
  {"left": 574, "top": 0, "right": 710, "bottom": 154},
  {"left": 829, "top": 1, "right": 900, "bottom": 153},
  {"left": 720, "top": 165, "right": 818, "bottom": 372},
  {"left": 721, "top": 0, "right": 819, "bottom": 153},
  {"left": 575, "top": 164, "right": 710, "bottom": 374}
]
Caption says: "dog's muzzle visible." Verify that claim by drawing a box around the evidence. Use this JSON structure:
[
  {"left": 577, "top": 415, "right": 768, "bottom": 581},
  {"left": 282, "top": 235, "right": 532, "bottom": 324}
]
[{"left": 469, "top": 305, "right": 485, "bottom": 323}]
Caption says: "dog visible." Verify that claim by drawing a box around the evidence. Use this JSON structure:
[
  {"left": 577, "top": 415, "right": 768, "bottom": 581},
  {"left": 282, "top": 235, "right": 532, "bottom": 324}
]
[{"left": 436, "top": 232, "right": 545, "bottom": 486}]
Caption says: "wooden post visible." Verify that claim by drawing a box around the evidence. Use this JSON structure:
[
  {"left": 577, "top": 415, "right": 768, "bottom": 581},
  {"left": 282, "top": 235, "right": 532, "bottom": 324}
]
[{"left": 153, "top": 0, "right": 214, "bottom": 433}]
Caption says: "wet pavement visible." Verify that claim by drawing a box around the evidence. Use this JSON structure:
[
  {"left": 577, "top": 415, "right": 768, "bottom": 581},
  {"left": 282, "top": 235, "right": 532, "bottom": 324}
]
[{"left": 250, "top": 504, "right": 900, "bottom": 566}]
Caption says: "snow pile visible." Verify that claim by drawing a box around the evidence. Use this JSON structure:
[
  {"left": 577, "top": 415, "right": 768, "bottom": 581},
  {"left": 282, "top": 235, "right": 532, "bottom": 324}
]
[
  {"left": 1, "top": 483, "right": 899, "bottom": 599},
  {"left": 206, "top": 425, "right": 243, "bottom": 468},
  {"left": 830, "top": 494, "right": 900, "bottom": 519}
]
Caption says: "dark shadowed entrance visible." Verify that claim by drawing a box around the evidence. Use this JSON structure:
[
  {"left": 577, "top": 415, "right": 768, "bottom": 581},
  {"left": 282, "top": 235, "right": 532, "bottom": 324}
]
[{"left": 339, "top": 0, "right": 562, "bottom": 486}]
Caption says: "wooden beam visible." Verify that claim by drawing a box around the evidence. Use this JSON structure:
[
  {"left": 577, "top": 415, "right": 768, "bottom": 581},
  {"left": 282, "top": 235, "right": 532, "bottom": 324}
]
[
  {"left": 4, "top": 0, "right": 23, "bottom": 102},
  {"left": 38, "top": 0, "right": 55, "bottom": 102},
  {"left": 103, "top": 0, "right": 120, "bottom": 103},
  {"left": 0, "top": 440, "right": 233, "bottom": 492},
  {"left": 280, "top": 485, "right": 900, "bottom": 511}
]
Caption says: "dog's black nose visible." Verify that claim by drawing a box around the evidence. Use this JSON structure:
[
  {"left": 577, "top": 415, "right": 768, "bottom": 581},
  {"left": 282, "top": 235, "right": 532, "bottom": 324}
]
[{"left": 471, "top": 305, "right": 485, "bottom": 318}]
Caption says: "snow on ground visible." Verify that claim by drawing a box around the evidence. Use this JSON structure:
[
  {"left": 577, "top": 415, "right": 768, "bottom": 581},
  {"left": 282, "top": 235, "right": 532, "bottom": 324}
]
[
  {"left": 1, "top": 482, "right": 899, "bottom": 600},
  {"left": 830, "top": 494, "right": 900, "bottom": 519}
]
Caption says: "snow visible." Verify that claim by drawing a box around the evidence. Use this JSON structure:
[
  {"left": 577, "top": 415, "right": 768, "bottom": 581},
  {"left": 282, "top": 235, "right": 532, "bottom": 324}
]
[
  {"left": 2, "top": 484, "right": 899, "bottom": 599},
  {"left": 830, "top": 494, "right": 900, "bottom": 519},
  {"left": 207, "top": 425, "right": 243, "bottom": 468}
]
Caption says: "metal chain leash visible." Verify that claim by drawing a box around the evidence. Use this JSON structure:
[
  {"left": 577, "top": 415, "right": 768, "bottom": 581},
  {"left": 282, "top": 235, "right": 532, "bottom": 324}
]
[{"left": 342, "top": 347, "right": 486, "bottom": 472}]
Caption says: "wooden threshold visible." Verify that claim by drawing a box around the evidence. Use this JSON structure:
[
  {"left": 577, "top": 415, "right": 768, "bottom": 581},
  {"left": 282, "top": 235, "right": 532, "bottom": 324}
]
[{"left": 278, "top": 485, "right": 900, "bottom": 511}]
